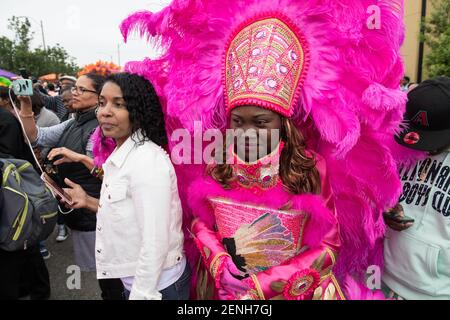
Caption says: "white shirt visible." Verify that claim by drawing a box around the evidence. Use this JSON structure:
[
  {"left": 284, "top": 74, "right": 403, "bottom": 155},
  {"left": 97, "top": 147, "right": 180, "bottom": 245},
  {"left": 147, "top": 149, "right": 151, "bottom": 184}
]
[
  {"left": 95, "top": 131, "right": 185, "bottom": 300},
  {"left": 121, "top": 256, "right": 186, "bottom": 293},
  {"left": 384, "top": 148, "right": 450, "bottom": 299}
]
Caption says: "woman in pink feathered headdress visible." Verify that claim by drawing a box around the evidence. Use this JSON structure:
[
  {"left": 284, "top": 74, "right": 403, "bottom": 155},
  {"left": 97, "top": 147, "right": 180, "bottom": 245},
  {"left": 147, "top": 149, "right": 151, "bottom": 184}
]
[
  {"left": 183, "top": 14, "right": 347, "bottom": 300},
  {"left": 119, "top": 0, "right": 418, "bottom": 299}
]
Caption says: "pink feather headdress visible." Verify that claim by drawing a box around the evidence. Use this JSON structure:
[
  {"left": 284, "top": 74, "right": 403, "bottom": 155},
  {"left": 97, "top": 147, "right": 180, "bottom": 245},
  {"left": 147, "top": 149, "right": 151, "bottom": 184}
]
[{"left": 119, "top": 0, "right": 422, "bottom": 279}]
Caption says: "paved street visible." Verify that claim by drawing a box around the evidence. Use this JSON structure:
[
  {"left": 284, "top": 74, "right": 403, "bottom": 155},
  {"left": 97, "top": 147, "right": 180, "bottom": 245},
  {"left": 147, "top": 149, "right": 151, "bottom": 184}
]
[{"left": 43, "top": 228, "right": 101, "bottom": 300}]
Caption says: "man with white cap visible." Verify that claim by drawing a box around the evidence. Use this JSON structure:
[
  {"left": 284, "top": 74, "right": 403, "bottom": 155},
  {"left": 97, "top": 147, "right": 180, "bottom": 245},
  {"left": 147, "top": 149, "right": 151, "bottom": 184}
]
[{"left": 59, "top": 75, "right": 77, "bottom": 91}]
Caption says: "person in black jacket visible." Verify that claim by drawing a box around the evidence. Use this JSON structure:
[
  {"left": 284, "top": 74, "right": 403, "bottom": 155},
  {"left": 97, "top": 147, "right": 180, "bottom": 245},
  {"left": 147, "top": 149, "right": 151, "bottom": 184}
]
[
  {"left": 0, "top": 108, "right": 50, "bottom": 300},
  {"left": 0, "top": 87, "right": 36, "bottom": 164},
  {"left": 0, "top": 108, "right": 35, "bottom": 164},
  {"left": 0, "top": 86, "right": 16, "bottom": 114}
]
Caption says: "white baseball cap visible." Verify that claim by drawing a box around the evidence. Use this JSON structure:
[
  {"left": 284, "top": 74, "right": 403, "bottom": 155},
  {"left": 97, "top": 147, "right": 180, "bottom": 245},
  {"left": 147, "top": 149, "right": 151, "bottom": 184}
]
[{"left": 59, "top": 75, "right": 77, "bottom": 82}]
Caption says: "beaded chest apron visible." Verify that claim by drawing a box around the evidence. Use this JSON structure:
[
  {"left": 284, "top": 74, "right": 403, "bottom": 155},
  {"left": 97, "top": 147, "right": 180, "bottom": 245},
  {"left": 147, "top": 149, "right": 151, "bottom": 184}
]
[{"left": 209, "top": 197, "right": 308, "bottom": 275}]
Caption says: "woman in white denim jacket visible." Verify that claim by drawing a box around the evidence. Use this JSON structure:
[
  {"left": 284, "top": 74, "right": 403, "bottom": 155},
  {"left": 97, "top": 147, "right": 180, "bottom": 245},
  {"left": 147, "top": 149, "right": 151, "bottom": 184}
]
[{"left": 63, "top": 72, "right": 189, "bottom": 300}]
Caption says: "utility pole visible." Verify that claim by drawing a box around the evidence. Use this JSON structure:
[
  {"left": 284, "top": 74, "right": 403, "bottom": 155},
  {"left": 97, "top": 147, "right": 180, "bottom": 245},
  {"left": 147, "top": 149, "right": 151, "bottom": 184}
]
[{"left": 40, "top": 20, "right": 47, "bottom": 51}]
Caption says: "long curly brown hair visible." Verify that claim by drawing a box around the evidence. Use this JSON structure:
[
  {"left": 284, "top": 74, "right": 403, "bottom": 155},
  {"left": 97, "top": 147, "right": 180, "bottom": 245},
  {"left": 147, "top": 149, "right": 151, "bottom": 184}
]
[{"left": 209, "top": 118, "right": 321, "bottom": 195}]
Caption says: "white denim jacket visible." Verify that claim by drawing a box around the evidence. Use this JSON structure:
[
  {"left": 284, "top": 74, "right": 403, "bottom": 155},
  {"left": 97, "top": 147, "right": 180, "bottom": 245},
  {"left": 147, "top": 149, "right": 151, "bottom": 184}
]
[{"left": 95, "top": 132, "right": 185, "bottom": 300}]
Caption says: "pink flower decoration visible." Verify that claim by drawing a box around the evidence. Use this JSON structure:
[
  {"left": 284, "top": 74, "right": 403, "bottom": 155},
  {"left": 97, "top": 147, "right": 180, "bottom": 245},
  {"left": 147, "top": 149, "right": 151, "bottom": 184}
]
[{"left": 283, "top": 269, "right": 321, "bottom": 300}]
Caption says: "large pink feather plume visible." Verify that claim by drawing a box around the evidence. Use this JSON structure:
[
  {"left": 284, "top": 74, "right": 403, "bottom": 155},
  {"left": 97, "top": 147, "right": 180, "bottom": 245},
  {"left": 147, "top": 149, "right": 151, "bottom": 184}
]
[{"left": 119, "top": 0, "right": 422, "bottom": 281}]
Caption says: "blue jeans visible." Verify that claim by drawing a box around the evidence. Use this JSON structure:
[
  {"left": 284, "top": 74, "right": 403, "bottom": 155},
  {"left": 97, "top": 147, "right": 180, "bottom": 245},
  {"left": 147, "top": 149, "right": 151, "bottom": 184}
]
[{"left": 124, "top": 263, "right": 191, "bottom": 300}]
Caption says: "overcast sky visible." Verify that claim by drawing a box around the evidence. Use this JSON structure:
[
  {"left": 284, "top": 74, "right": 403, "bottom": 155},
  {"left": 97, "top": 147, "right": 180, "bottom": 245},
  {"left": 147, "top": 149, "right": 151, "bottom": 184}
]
[{"left": 0, "top": 0, "right": 172, "bottom": 73}]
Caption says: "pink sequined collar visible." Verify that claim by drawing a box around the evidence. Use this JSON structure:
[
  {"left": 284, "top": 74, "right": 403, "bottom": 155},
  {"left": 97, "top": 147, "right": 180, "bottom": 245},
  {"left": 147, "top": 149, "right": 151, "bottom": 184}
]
[{"left": 231, "top": 142, "right": 285, "bottom": 191}]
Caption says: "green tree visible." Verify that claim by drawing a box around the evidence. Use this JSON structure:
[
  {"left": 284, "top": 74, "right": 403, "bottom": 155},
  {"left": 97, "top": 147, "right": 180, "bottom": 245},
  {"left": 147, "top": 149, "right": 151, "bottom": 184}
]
[
  {"left": 0, "top": 16, "right": 79, "bottom": 77},
  {"left": 424, "top": 0, "right": 450, "bottom": 77},
  {"left": 8, "top": 16, "right": 33, "bottom": 50},
  {"left": 0, "top": 37, "right": 15, "bottom": 71}
]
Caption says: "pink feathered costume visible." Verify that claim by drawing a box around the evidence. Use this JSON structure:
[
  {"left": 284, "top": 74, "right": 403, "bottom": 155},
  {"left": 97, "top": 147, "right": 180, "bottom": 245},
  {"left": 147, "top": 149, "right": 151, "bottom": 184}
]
[
  {"left": 91, "top": 0, "right": 424, "bottom": 300},
  {"left": 188, "top": 142, "right": 345, "bottom": 300}
]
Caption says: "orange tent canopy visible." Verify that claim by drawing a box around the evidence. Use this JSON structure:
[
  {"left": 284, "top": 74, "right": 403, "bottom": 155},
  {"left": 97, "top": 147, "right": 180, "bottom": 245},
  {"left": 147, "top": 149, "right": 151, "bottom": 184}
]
[{"left": 39, "top": 73, "right": 58, "bottom": 82}]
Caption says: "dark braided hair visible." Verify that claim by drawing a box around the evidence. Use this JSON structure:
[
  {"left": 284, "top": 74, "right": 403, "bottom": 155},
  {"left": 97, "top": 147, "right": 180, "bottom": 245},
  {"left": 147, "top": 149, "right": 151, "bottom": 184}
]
[{"left": 104, "top": 72, "right": 168, "bottom": 147}]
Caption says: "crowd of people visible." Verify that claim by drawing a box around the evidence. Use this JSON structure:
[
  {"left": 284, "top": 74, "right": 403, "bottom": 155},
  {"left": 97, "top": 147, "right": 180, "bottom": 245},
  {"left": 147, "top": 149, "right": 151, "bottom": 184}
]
[{"left": 1, "top": 1, "right": 449, "bottom": 301}]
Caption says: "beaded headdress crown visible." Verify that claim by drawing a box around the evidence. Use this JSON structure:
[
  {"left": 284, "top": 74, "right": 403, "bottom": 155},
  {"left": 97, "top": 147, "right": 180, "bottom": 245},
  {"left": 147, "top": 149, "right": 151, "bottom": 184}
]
[{"left": 224, "top": 17, "right": 310, "bottom": 118}]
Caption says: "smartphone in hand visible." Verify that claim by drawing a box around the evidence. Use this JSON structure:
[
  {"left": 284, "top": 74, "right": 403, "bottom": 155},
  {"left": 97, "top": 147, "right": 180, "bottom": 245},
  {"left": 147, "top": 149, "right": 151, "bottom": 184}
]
[
  {"left": 12, "top": 79, "right": 33, "bottom": 96},
  {"left": 383, "top": 211, "right": 415, "bottom": 224},
  {"left": 41, "top": 172, "right": 74, "bottom": 206}
]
